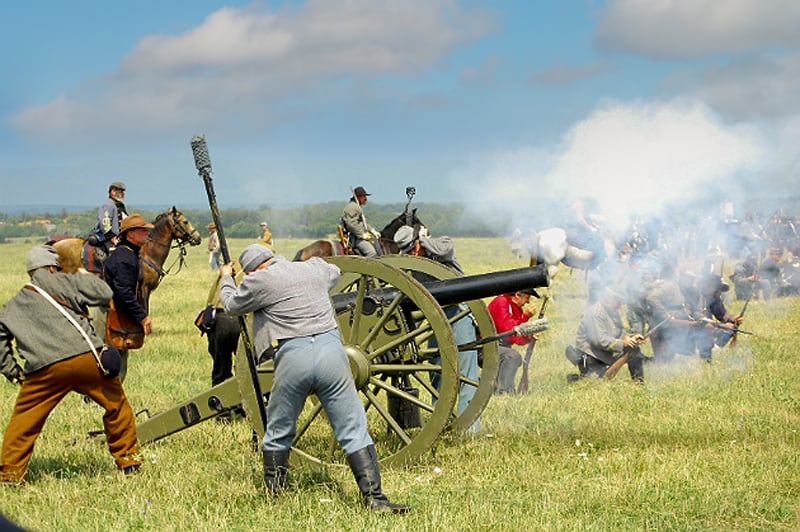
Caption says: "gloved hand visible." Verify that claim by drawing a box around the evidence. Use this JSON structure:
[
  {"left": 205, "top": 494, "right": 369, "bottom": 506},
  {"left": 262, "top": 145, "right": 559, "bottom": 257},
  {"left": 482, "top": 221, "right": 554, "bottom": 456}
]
[
  {"left": 360, "top": 233, "right": 373, "bottom": 242},
  {"left": 371, "top": 229, "right": 382, "bottom": 240}
]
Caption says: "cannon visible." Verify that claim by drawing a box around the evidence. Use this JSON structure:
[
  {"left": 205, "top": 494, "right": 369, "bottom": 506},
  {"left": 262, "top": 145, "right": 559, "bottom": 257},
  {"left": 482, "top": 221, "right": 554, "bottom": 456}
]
[{"left": 135, "top": 256, "right": 549, "bottom": 467}]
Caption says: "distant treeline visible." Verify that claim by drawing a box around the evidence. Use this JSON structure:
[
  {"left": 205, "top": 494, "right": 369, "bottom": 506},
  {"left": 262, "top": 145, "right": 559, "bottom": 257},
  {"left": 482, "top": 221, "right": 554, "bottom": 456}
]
[{"left": 0, "top": 202, "right": 499, "bottom": 242}]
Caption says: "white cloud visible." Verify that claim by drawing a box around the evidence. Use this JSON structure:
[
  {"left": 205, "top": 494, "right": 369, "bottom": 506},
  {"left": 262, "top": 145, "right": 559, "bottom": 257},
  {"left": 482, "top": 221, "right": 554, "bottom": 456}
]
[
  {"left": 12, "top": 0, "right": 494, "bottom": 141},
  {"left": 596, "top": 0, "right": 800, "bottom": 59}
]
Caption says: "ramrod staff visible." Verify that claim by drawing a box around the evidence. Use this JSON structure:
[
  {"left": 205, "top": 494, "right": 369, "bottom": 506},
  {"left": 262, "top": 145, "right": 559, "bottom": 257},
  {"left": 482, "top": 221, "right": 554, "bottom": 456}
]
[{"left": 190, "top": 134, "right": 268, "bottom": 431}]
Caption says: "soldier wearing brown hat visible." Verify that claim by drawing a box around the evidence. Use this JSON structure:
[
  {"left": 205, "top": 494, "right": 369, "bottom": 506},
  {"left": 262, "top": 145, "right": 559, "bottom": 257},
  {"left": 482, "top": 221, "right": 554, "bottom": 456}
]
[{"left": 102, "top": 213, "right": 154, "bottom": 381}]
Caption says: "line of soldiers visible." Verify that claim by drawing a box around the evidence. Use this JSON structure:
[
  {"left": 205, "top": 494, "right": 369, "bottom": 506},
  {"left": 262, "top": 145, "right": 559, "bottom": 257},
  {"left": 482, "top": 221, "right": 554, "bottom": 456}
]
[{"left": 567, "top": 253, "right": 748, "bottom": 382}]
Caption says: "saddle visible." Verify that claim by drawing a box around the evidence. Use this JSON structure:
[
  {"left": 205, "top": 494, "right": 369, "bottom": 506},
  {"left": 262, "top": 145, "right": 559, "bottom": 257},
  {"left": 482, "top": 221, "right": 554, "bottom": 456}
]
[
  {"left": 81, "top": 241, "right": 107, "bottom": 274},
  {"left": 337, "top": 224, "right": 354, "bottom": 255}
]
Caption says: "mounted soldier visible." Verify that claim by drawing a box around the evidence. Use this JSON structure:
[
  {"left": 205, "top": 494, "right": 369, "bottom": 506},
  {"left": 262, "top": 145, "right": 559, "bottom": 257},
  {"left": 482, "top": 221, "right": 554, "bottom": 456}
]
[
  {"left": 88, "top": 181, "right": 129, "bottom": 263},
  {"left": 341, "top": 186, "right": 382, "bottom": 258}
]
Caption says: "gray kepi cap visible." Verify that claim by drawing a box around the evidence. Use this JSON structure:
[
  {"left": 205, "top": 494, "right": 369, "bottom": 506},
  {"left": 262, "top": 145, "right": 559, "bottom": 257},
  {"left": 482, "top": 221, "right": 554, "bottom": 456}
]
[
  {"left": 26, "top": 245, "right": 61, "bottom": 272},
  {"left": 394, "top": 225, "right": 415, "bottom": 253},
  {"left": 239, "top": 244, "right": 275, "bottom": 273}
]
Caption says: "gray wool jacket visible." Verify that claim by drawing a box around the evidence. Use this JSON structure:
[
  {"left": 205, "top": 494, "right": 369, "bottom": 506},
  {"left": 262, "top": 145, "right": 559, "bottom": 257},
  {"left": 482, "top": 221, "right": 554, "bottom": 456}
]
[
  {"left": 219, "top": 256, "right": 340, "bottom": 358},
  {"left": 0, "top": 269, "right": 112, "bottom": 380},
  {"left": 575, "top": 298, "right": 626, "bottom": 366}
]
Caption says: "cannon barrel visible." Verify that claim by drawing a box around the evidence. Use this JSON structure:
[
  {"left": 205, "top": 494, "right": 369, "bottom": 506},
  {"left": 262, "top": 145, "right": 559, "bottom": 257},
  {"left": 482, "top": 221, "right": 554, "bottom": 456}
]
[{"left": 332, "top": 264, "right": 549, "bottom": 312}]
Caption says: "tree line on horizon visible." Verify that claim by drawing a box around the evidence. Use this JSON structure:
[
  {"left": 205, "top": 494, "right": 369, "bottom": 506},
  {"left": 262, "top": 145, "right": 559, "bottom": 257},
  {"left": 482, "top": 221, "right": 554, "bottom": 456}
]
[{"left": 0, "top": 202, "right": 500, "bottom": 243}]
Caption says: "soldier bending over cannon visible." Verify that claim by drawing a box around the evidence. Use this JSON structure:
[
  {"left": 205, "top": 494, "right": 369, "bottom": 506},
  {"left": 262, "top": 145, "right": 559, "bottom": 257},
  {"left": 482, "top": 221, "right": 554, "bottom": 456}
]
[{"left": 219, "top": 245, "right": 409, "bottom": 513}]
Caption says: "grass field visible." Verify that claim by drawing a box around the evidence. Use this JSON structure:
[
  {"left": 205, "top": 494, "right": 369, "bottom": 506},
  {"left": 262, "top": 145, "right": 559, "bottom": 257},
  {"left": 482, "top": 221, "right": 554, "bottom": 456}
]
[{"left": 0, "top": 236, "right": 798, "bottom": 531}]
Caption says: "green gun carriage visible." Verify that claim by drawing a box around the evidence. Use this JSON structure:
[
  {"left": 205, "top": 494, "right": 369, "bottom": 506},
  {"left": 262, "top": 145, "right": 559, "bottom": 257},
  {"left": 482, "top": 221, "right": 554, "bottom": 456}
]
[{"left": 135, "top": 255, "right": 549, "bottom": 468}]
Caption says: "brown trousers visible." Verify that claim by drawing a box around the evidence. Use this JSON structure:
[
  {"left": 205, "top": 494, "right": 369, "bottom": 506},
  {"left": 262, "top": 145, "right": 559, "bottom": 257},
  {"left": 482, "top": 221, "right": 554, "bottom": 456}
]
[{"left": 0, "top": 352, "right": 141, "bottom": 482}]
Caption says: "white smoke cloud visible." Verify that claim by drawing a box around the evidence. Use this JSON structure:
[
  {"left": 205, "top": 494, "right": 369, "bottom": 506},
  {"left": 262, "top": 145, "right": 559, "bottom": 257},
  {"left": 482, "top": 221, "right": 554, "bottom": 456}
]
[{"left": 454, "top": 99, "right": 769, "bottom": 233}]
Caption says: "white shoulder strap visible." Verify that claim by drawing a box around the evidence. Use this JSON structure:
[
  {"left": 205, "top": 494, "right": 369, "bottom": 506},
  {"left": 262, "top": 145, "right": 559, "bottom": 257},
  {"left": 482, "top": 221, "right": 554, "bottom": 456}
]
[{"left": 25, "top": 283, "right": 102, "bottom": 365}]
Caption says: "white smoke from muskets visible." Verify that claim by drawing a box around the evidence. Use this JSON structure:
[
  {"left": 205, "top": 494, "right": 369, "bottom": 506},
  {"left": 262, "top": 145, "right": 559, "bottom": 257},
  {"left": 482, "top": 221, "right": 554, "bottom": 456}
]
[{"left": 453, "top": 99, "right": 770, "bottom": 234}]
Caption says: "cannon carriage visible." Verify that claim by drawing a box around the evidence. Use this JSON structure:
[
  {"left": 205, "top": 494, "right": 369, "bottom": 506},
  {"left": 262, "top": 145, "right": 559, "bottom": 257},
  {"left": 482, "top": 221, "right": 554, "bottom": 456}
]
[{"left": 135, "top": 256, "right": 549, "bottom": 467}]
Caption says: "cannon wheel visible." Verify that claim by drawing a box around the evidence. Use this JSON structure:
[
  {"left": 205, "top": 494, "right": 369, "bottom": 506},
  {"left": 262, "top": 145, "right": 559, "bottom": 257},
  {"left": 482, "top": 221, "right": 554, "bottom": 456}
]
[
  {"left": 237, "top": 256, "right": 460, "bottom": 468},
  {"left": 379, "top": 255, "right": 498, "bottom": 432}
]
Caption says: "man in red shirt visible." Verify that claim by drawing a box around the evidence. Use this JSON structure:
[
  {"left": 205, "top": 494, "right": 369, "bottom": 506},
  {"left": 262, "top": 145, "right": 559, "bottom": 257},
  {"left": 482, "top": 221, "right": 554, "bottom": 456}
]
[{"left": 487, "top": 289, "right": 538, "bottom": 394}]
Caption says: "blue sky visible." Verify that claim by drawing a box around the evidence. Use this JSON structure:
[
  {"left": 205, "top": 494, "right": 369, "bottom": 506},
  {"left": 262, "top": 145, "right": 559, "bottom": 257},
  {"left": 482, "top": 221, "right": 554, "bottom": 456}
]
[{"left": 2, "top": 0, "right": 799, "bottom": 230}]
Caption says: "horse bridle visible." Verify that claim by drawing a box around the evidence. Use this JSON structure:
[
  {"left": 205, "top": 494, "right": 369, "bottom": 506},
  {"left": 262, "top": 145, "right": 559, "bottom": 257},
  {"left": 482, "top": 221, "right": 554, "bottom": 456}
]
[{"left": 143, "top": 209, "right": 197, "bottom": 279}]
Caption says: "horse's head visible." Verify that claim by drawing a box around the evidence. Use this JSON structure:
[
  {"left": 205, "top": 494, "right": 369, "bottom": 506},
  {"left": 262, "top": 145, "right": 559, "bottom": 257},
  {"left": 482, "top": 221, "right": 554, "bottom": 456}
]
[
  {"left": 164, "top": 206, "right": 201, "bottom": 246},
  {"left": 380, "top": 208, "right": 422, "bottom": 241}
]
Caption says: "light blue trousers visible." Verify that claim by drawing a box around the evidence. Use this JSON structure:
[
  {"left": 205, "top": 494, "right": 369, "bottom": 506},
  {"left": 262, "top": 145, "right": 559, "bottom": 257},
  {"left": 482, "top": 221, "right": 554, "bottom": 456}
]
[
  {"left": 262, "top": 329, "right": 373, "bottom": 455},
  {"left": 430, "top": 305, "right": 480, "bottom": 432}
]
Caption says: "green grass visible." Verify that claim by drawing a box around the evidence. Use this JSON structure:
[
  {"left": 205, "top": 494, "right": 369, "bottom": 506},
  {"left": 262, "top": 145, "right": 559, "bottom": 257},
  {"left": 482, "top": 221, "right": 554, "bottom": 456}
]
[{"left": 1, "top": 237, "right": 798, "bottom": 531}]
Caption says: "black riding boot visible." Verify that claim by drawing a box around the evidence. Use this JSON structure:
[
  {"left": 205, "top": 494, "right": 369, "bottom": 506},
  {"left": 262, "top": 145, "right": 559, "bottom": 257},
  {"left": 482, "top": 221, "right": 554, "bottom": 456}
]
[
  {"left": 263, "top": 449, "right": 290, "bottom": 495},
  {"left": 346, "top": 445, "right": 410, "bottom": 514}
]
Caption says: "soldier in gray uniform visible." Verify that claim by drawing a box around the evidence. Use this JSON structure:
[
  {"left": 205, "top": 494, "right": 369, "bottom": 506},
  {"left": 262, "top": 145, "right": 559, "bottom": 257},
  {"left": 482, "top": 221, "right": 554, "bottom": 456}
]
[
  {"left": 219, "top": 245, "right": 409, "bottom": 513},
  {"left": 342, "top": 186, "right": 381, "bottom": 257},
  {"left": 567, "top": 286, "right": 645, "bottom": 381},
  {"left": 0, "top": 245, "right": 141, "bottom": 483}
]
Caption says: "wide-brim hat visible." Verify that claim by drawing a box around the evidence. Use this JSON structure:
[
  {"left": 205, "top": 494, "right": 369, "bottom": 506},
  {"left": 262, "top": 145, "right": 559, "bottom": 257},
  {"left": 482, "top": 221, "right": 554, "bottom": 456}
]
[
  {"left": 394, "top": 225, "right": 415, "bottom": 253},
  {"left": 353, "top": 186, "right": 370, "bottom": 197},
  {"left": 109, "top": 181, "right": 126, "bottom": 191},
  {"left": 119, "top": 213, "right": 154, "bottom": 234},
  {"left": 207, "top": 222, "right": 216, "bottom": 230}
]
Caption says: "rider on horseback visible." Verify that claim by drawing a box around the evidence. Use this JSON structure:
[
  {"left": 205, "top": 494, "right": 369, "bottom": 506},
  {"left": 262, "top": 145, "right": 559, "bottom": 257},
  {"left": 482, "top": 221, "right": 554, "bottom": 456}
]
[
  {"left": 342, "top": 186, "right": 382, "bottom": 258},
  {"left": 88, "top": 181, "right": 129, "bottom": 262}
]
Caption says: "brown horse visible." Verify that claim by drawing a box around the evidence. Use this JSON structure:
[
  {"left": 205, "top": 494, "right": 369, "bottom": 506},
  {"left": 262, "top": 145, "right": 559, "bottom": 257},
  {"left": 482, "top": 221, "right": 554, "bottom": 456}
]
[
  {"left": 53, "top": 207, "right": 201, "bottom": 304},
  {"left": 293, "top": 210, "right": 423, "bottom": 261}
]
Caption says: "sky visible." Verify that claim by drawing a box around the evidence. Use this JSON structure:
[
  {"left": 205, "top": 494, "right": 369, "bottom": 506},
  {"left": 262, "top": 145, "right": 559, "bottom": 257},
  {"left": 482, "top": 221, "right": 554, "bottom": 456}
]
[{"left": 2, "top": 0, "right": 799, "bottom": 232}]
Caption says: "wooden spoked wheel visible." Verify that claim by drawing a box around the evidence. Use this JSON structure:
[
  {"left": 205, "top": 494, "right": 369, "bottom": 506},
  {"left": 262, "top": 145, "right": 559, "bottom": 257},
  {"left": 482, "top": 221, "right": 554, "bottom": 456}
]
[{"left": 379, "top": 255, "right": 498, "bottom": 432}]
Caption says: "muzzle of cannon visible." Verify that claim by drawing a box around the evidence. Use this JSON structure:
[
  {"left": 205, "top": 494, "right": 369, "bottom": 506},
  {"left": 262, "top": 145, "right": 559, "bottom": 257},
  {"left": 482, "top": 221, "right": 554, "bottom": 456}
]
[{"left": 135, "top": 256, "right": 549, "bottom": 468}]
